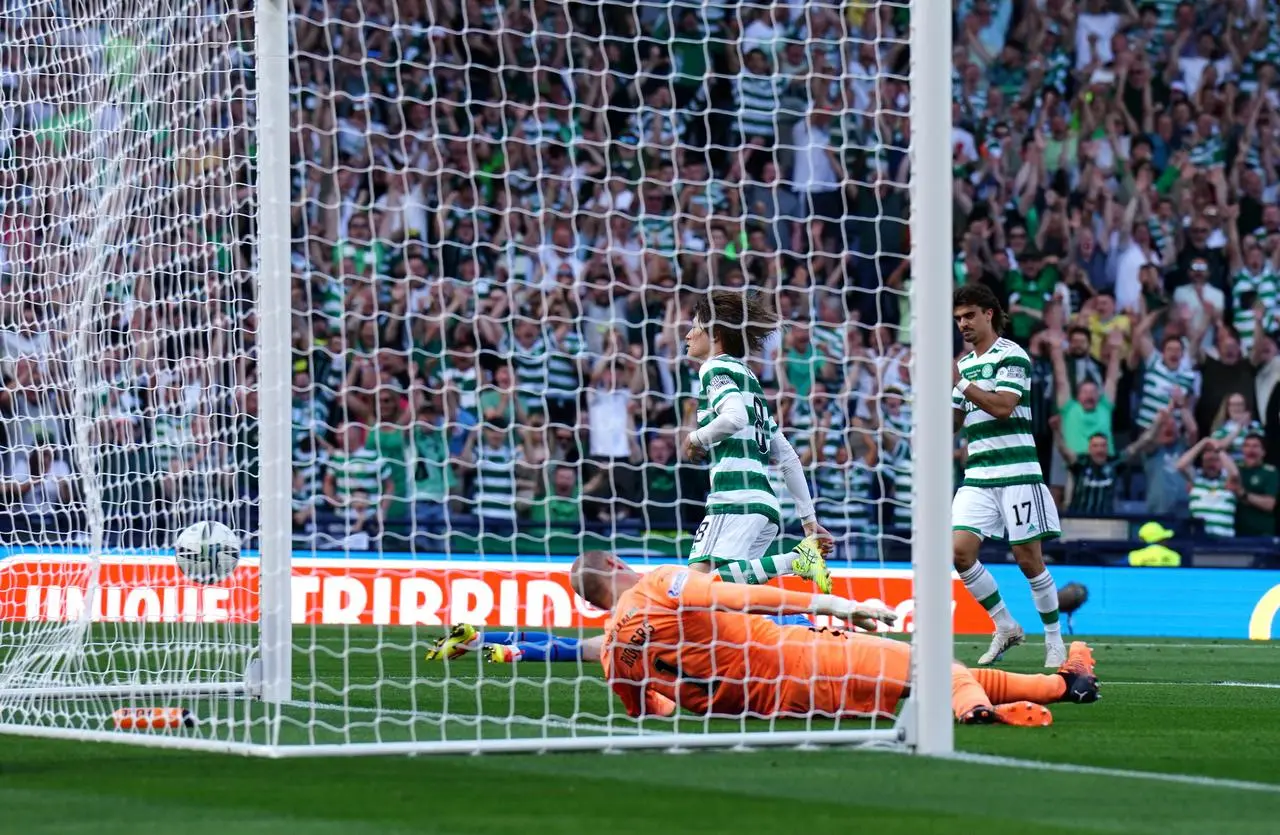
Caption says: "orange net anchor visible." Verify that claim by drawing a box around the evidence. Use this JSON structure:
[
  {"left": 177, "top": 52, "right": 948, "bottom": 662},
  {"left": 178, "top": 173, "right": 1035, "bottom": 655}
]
[{"left": 112, "top": 707, "right": 195, "bottom": 731}]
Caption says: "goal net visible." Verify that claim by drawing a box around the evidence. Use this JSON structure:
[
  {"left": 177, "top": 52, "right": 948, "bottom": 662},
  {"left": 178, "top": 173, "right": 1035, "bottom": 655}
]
[
  {"left": 0, "top": 0, "right": 955, "bottom": 754},
  {"left": 0, "top": 2, "right": 259, "bottom": 724}
]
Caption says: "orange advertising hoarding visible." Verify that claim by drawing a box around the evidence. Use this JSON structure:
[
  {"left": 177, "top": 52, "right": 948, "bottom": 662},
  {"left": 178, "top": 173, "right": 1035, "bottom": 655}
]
[{"left": 0, "top": 555, "right": 997, "bottom": 633}]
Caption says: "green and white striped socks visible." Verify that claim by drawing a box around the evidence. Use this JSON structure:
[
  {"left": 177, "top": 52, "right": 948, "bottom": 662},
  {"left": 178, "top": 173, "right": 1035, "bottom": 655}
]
[
  {"left": 1028, "top": 570, "right": 1062, "bottom": 638},
  {"left": 960, "top": 561, "right": 1018, "bottom": 631},
  {"left": 714, "top": 554, "right": 797, "bottom": 585}
]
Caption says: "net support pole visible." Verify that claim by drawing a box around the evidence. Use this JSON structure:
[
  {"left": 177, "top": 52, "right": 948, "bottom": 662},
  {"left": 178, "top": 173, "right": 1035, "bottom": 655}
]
[
  {"left": 254, "top": 0, "right": 294, "bottom": 706},
  {"left": 907, "top": 3, "right": 955, "bottom": 756}
]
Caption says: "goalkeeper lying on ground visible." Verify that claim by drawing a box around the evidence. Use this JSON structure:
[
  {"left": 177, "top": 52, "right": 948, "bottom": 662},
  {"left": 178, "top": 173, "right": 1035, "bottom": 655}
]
[
  {"left": 428, "top": 547, "right": 1099, "bottom": 726},
  {"left": 581, "top": 549, "right": 1098, "bottom": 725}
]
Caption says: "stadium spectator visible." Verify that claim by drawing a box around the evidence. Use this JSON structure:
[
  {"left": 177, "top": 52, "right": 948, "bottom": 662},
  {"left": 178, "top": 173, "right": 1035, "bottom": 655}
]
[
  {"left": 1053, "top": 328, "right": 1124, "bottom": 459},
  {"left": 323, "top": 422, "right": 392, "bottom": 528},
  {"left": 1127, "top": 521, "right": 1183, "bottom": 567},
  {"left": 526, "top": 463, "right": 583, "bottom": 528},
  {"left": 1136, "top": 404, "right": 1192, "bottom": 518},
  {"left": 12, "top": 0, "right": 1280, "bottom": 562},
  {"left": 1194, "top": 327, "right": 1258, "bottom": 434},
  {"left": 3, "top": 445, "right": 73, "bottom": 535},
  {"left": 1129, "top": 312, "right": 1199, "bottom": 434},
  {"left": 1176, "top": 437, "right": 1240, "bottom": 538},
  {"left": 1234, "top": 433, "right": 1279, "bottom": 537},
  {"left": 458, "top": 420, "right": 522, "bottom": 527},
  {"left": 581, "top": 334, "right": 636, "bottom": 520},
  {"left": 1209, "top": 392, "right": 1263, "bottom": 465}
]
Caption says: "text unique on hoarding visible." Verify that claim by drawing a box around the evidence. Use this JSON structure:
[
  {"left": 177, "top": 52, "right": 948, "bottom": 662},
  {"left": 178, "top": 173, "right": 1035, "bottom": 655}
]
[{"left": 0, "top": 555, "right": 984, "bottom": 632}]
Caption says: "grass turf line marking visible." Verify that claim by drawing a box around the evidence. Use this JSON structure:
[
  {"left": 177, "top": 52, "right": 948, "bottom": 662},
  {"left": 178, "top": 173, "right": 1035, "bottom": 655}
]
[
  {"left": 952, "top": 641, "right": 1278, "bottom": 650},
  {"left": 946, "top": 752, "right": 1280, "bottom": 794},
  {"left": 284, "top": 699, "right": 649, "bottom": 736},
  {"left": 1106, "top": 681, "right": 1280, "bottom": 690},
  {"left": 314, "top": 637, "right": 1279, "bottom": 651}
]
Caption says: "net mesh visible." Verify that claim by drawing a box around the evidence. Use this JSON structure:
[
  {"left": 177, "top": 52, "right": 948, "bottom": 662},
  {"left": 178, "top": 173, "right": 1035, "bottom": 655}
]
[
  {"left": 0, "top": 2, "right": 258, "bottom": 721},
  {"left": 0, "top": 0, "right": 918, "bottom": 751}
]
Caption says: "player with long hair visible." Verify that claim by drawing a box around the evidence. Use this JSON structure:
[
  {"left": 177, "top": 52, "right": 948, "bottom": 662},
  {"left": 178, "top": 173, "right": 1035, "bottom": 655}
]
[
  {"left": 682, "top": 290, "right": 832, "bottom": 592},
  {"left": 952, "top": 284, "right": 1065, "bottom": 666}
]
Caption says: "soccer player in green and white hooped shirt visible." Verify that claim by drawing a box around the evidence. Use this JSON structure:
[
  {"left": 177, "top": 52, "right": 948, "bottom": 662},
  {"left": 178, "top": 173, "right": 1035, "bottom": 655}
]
[
  {"left": 951, "top": 285, "right": 1065, "bottom": 669},
  {"left": 682, "top": 291, "right": 833, "bottom": 593}
]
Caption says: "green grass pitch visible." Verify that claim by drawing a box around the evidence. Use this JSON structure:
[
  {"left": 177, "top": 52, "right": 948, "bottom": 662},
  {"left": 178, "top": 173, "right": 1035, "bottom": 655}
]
[{"left": 2, "top": 633, "right": 1280, "bottom": 834}]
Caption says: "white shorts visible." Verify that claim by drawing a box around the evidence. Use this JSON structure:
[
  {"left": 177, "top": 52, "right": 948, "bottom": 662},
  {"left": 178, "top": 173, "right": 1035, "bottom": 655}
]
[
  {"left": 952, "top": 483, "right": 1061, "bottom": 545},
  {"left": 688, "top": 513, "right": 780, "bottom": 566}
]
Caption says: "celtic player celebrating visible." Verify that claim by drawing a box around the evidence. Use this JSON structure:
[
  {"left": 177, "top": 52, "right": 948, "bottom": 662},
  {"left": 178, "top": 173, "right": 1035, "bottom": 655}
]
[
  {"left": 683, "top": 291, "right": 833, "bottom": 592},
  {"left": 952, "top": 285, "right": 1064, "bottom": 668}
]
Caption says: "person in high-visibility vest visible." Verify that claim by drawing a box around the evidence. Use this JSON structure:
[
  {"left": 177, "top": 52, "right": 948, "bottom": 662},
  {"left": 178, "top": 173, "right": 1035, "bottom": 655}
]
[{"left": 1128, "top": 522, "right": 1182, "bottom": 567}]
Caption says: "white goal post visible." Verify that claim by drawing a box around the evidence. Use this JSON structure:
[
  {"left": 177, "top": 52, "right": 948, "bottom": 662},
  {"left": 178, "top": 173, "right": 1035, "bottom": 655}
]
[{"left": 0, "top": 0, "right": 953, "bottom": 757}]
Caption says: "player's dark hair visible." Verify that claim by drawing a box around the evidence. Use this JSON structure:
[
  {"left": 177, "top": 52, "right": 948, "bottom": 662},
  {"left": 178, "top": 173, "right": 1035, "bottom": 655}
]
[
  {"left": 1068, "top": 325, "right": 1092, "bottom": 341},
  {"left": 1088, "top": 432, "right": 1109, "bottom": 443},
  {"left": 952, "top": 284, "right": 1007, "bottom": 335},
  {"left": 1161, "top": 333, "right": 1183, "bottom": 350},
  {"left": 693, "top": 290, "right": 779, "bottom": 358}
]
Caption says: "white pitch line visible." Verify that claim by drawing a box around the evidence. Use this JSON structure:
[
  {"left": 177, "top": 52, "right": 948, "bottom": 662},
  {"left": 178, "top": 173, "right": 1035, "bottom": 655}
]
[
  {"left": 945, "top": 752, "right": 1280, "bottom": 794},
  {"left": 953, "top": 641, "right": 1278, "bottom": 650},
  {"left": 305, "top": 637, "right": 1280, "bottom": 652},
  {"left": 284, "top": 699, "right": 647, "bottom": 736},
  {"left": 1105, "top": 680, "right": 1280, "bottom": 690},
  {"left": 304, "top": 635, "right": 1280, "bottom": 651}
]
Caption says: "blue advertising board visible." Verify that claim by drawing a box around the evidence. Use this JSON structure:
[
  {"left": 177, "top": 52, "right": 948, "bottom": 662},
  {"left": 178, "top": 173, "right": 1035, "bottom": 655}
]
[{"left": 984, "top": 563, "right": 1280, "bottom": 640}]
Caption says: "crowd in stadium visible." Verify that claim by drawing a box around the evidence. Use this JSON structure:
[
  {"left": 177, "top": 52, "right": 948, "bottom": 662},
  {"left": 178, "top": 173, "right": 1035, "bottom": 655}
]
[
  {"left": 3, "top": 0, "right": 1280, "bottom": 556},
  {"left": 282, "top": 0, "right": 913, "bottom": 549}
]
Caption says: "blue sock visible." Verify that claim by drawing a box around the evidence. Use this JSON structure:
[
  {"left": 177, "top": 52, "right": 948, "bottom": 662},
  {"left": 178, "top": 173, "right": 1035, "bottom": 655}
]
[
  {"left": 767, "top": 614, "right": 815, "bottom": 627},
  {"left": 483, "top": 631, "right": 552, "bottom": 645},
  {"left": 482, "top": 631, "right": 583, "bottom": 662}
]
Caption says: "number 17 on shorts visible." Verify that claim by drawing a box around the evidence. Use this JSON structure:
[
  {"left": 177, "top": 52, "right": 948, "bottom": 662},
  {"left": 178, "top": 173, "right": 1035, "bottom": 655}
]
[{"left": 952, "top": 484, "right": 1060, "bottom": 545}]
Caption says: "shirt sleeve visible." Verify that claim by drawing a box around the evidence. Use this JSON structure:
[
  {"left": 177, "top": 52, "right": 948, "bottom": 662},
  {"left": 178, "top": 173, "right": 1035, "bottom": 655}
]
[
  {"left": 769, "top": 431, "right": 816, "bottom": 522},
  {"left": 673, "top": 568, "right": 819, "bottom": 616},
  {"left": 1262, "top": 467, "right": 1280, "bottom": 496},
  {"left": 701, "top": 365, "right": 742, "bottom": 410},
  {"left": 644, "top": 688, "right": 678, "bottom": 717},
  {"left": 994, "top": 352, "right": 1032, "bottom": 397},
  {"left": 691, "top": 391, "right": 749, "bottom": 447}
]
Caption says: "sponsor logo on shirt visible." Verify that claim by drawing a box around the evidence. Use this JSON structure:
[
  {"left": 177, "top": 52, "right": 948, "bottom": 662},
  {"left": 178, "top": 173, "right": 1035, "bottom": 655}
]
[
  {"left": 667, "top": 570, "right": 689, "bottom": 598},
  {"left": 706, "top": 374, "right": 735, "bottom": 397}
]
